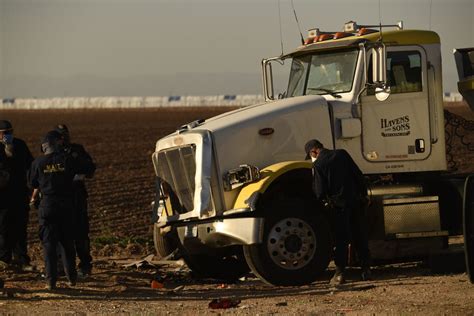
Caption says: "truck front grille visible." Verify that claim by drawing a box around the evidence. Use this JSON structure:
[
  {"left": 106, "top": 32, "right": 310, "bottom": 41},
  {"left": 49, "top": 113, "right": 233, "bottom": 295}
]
[{"left": 156, "top": 145, "right": 196, "bottom": 213}]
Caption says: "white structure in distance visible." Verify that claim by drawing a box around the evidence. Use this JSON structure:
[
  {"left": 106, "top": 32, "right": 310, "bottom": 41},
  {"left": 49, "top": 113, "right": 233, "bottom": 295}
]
[{"left": 0, "top": 93, "right": 463, "bottom": 110}]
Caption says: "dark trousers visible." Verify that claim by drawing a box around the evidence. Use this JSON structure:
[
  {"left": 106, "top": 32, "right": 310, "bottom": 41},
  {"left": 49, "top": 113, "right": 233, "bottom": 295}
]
[
  {"left": 39, "top": 198, "right": 77, "bottom": 285},
  {"left": 350, "top": 202, "right": 371, "bottom": 268},
  {"left": 57, "top": 186, "right": 92, "bottom": 273},
  {"left": 333, "top": 202, "right": 370, "bottom": 271},
  {"left": 10, "top": 202, "right": 30, "bottom": 265},
  {"left": 0, "top": 208, "right": 9, "bottom": 262},
  {"left": 73, "top": 187, "right": 92, "bottom": 271},
  {"left": 0, "top": 203, "right": 30, "bottom": 265}
]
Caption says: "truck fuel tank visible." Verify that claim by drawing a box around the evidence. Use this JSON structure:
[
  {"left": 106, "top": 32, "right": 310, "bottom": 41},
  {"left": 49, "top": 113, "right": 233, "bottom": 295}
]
[
  {"left": 367, "top": 183, "right": 447, "bottom": 254},
  {"left": 368, "top": 183, "right": 424, "bottom": 199}
]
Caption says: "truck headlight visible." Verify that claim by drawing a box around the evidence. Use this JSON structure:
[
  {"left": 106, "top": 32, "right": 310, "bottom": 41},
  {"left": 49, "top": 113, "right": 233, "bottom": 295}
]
[{"left": 223, "top": 164, "right": 260, "bottom": 191}]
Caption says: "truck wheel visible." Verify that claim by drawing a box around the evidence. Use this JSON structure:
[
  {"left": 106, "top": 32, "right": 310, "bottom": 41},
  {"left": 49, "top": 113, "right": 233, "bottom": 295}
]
[
  {"left": 153, "top": 224, "right": 178, "bottom": 259},
  {"left": 243, "top": 200, "right": 331, "bottom": 286},
  {"left": 463, "top": 175, "right": 474, "bottom": 283},
  {"left": 180, "top": 245, "right": 249, "bottom": 282}
]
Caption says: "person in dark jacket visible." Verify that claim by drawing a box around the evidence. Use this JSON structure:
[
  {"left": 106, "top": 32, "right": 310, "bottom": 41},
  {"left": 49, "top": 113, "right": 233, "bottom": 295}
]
[
  {"left": 29, "top": 131, "right": 95, "bottom": 290},
  {"left": 304, "top": 139, "right": 371, "bottom": 285},
  {"left": 0, "top": 144, "right": 10, "bottom": 288},
  {"left": 0, "top": 142, "right": 11, "bottom": 267},
  {"left": 55, "top": 124, "right": 96, "bottom": 276},
  {"left": 0, "top": 120, "right": 34, "bottom": 269}
]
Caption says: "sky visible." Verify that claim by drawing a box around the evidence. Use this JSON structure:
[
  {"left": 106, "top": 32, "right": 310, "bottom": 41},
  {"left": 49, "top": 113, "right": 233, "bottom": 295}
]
[{"left": 0, "top": 0, "right": 473, "bottom": 98}]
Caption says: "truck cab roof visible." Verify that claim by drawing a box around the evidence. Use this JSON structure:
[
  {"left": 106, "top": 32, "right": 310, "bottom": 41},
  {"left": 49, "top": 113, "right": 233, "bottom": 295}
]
[{"left": 284, "top": 29, "right": 440, "bottom": 58}]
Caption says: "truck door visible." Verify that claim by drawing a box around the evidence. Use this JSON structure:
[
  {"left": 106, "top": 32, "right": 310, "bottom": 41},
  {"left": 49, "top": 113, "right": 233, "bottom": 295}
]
[{"left": 361, "top": 46, "right": 431, "bottom": 163}]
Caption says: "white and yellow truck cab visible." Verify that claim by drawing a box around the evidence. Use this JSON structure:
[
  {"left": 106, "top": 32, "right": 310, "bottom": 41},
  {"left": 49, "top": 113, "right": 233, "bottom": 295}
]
[{"left": 151, "top": 21, "right": 474, "bottom": 285}]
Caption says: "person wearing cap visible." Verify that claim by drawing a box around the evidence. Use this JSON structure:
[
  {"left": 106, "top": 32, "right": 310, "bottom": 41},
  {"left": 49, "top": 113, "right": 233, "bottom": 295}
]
[
  {"left": 0, "top": 145, "right": 10, "bottom": 290},
  {"left": 0, "top": 142, "right": 12, "bottom": 268},
  {"left": 304, "top": 139, "right": 371, "bottom": 286},
  {"left": 29, "top": 131, "right": 95, "bottom": 290},
  {"left": 0, "top": 120, "right": 34, "bottom": 270},
  {"left": 54, "top": 124, "right": 96, "bottom": 276}
]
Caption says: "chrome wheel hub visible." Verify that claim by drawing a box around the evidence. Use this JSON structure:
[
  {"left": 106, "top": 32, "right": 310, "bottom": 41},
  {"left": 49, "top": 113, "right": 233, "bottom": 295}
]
[{"left": 267, "top": 217, "right": 316, "bottom": 270}]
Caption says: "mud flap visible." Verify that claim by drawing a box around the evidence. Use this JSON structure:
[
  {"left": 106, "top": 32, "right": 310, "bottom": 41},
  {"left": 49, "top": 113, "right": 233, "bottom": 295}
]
[{"left": 463, "top": 175, "right": 474, "bottom": 283}]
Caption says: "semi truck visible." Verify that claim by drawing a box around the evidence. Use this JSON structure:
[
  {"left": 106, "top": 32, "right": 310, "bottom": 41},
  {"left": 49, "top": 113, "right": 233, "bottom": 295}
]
[{"left": 151, "top": 21, "right": 474, "bottom": 285}]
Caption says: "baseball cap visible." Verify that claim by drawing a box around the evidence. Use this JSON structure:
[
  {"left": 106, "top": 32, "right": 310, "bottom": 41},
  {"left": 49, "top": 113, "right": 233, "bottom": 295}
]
[
  {"left": 42, "top": 130, "right": 62, "bottom": 145},
  {"left": 0, "top": 120, "right": 13, "bottom": 132},
  {"left": 304, "top": 139, "right": 323, "bottom": 160},
  {"left": 41, "top": 130, "right": 62, "bottom": 153},
  {"left": 55, "top": 124, "right": 69, "bottom": 135}
]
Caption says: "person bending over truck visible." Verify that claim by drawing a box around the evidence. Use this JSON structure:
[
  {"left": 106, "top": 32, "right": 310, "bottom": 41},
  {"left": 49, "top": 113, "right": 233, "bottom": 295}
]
[{"left": 304, "top": 139, "right": 371, "bottom": 285}]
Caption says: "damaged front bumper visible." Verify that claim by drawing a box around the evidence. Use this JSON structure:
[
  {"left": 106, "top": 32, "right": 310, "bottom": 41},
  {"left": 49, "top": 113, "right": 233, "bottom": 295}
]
[{"left": 176, "top": 216, "right": 264, "bottom": 248}]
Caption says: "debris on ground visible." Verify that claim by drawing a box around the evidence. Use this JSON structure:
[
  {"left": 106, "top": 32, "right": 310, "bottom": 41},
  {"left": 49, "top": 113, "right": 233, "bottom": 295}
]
[
  {"left": 151, "top": 280, "right": 164, "bottom": 289},
  {"left": 122, "top": 254, "right": 157, "bottom": 269},
  {"left": 208, "top": 298, "right": 241, "bottom": 309}
]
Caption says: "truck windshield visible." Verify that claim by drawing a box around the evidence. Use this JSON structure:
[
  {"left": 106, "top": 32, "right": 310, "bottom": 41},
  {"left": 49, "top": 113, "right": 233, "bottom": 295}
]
[{"left": 287, "top": 49, "right": 359, "bottom": 97}]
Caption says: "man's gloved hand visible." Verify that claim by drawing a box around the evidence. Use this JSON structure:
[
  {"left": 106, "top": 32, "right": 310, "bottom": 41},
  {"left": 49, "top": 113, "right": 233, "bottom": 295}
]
[
  {"left": 29, "top": 198, "right": 40, "bottom": 210},
  {"left": 73, "top": 174, "right": 86, "bottom": 181},
  {"left": 359, "top": 195, "right": 370, "bottom": 208},
  {"left": 29, "top": 200, "right": 37, "bottom": 211},
  {"left": 321, "top": 198, "right": 335, "bottom": 209},
  {"left": 0, "top": 170, "right": 9, "bottom": 189}
]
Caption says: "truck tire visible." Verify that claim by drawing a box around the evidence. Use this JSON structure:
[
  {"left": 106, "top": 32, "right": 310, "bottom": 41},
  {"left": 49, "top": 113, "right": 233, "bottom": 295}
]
[
  {"left": 179, "top": 245, "right": 249, "bottom": 282},
  {"left": 243, "top": 199, "right": 331, "bottom": 286},
  {"left": 463, "top": 175, "right": 474, "bottom": 283},
  {"left": 153, "top": 225, "right": 179, "bottom": 259}
]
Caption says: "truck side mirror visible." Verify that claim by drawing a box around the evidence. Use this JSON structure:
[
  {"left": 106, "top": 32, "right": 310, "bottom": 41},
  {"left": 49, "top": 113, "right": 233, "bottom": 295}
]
[
  {"left": 372, "top": 44, "right": 387, "bottom": 84},
  {"left": 262, "top": 58, "right": 275, "bottom": 101},
  {"left": 262, "top": 56, "right": 286, "bottom": 102},
  {"left": 371, "top": 44, "right": 391, "bottom": 101}
]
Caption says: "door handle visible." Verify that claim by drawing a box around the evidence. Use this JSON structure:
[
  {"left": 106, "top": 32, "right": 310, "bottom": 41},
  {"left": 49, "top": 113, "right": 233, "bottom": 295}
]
[{"left": 415, "top": 138, "right": 425, "bottom": 153}]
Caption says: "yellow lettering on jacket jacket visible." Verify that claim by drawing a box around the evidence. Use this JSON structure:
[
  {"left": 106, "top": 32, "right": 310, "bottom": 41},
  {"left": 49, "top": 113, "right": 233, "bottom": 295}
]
[{"left": 43, "top": 163, "right": 65, "bottom": 173}]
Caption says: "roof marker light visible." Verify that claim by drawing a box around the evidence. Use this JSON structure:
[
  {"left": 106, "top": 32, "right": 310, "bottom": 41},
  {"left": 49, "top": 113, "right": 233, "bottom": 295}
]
[
  {"left": 317, "top": 34, "right": 334, "bottom": 42},
  {"left": 304, "top": 37, "right": 315, "bottom": 45},
  {"left": 357, "top": 28, "right": 379, "bottom": 36},
  {"left": 333, "top": 32, "right": 352, "bottom": 40}
]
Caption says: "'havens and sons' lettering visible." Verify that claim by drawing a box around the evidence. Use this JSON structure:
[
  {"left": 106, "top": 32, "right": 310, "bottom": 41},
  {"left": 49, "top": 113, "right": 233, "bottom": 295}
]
[{"left": 380, "top": 115, "right": 410, "bottom": 137}]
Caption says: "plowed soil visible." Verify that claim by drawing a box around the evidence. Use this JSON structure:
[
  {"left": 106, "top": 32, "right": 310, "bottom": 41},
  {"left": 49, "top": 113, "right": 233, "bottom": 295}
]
[
  {"left": 2, "top": 107, "right": 236, "bottom": 245},
  {"left": 0, "top": 102, "right": 473, "bottom": 314}
]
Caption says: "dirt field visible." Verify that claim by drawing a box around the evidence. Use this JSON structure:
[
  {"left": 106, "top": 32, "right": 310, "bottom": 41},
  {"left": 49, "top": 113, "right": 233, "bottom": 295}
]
[
  {"left": 2, "top": 107, "right": 237, "bottom": 246},
  {"left": 0, "top": 256, "right": 473, "bottom": 315},
  {"left": 0, "top": 103, "right": 474, "bottom": 314}
]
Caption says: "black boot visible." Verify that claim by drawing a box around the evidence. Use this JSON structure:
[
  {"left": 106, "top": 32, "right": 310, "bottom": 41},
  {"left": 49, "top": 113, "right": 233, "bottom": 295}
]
[
  {"left": 330, "top": 267, "right": 346, "bottom": 285},
  {"left": 361, "top": 265, "right": 372, "bottom": 281}
]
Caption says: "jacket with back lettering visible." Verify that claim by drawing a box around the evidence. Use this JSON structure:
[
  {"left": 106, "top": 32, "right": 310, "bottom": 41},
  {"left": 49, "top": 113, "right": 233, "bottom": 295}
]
[
  {"left": 312, "top": 148, "right": 367, "bottom": 207},
  {"left": 28, "top": 149, "right": 95, "bottom": 196}
]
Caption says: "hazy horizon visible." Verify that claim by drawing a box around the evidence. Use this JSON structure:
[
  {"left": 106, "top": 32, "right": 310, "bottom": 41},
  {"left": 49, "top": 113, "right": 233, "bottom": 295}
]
[{"left": 1, "top": 0, "right": 473, "bottom": 98}]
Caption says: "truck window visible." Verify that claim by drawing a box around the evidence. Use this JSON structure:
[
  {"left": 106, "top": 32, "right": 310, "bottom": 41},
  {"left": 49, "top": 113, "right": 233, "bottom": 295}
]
[
  {"left": 306, "top": 49, "right": 359, "bottom": 95},
  {"left": 287, "top": 49, "right": 358, "bottom": 97},
  {"left": 368, "top": 51, "right": 422, "bottom": 94},
  {"left": 287, "top": 56, "right": 310, "bottom": 97},
  {"left": 388, "top": 51, "right": 422, "bottom": 93}
]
